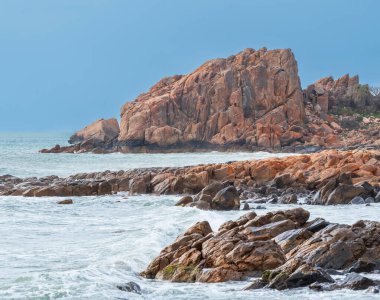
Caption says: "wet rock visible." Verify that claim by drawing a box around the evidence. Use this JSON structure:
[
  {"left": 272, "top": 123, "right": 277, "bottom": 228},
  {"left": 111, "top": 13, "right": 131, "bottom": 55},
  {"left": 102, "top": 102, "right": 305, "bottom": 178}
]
[
  {"left": 211, "top": 185, "right": 240, "bottom": 210},
  {"left": 244, "top": 278, "right": 267, "bottom": 290},
  {"left": 195, "top": 200, "right": 211, "bottom": 210},
  {"left": 175, "top": 196, "right": 194, "bottom": 207},
  {"left": 266, "top": 264, "right": 334, "bottom": 290},
  {"left": 326, "top": 184, "right": 365, "bottom": 205},
  {"left": 366, "top": 286, "right": 380, "bottom": 293},
  {"left": 242, "top": 203, "right": 250, "bottom": 210},
  {"left": 375, "top": 191, "right": 380, "bottom": 202},
  {"left": 365, "top": 197, "right": 375, "bottom": 204},
  {"left": 129, "top": 176, "right": 149, "bottom": 194},
  {"left": 116, "top": 281, "right": 141, "bottom": 294},
  {"left": 346, "top": 259, "right": 377, "bottom": 273},
  {"left": 350, "top": 196, "right": 365, "bottom": 204},
  {"left": 279, "top": 193, "right": 298, "bottom": 204},
  {"left": 57, "top": 199, "right": 73, "bottom": 205},
  {"left": 311, "top": 274, "right": 378, "bottom": 291},
  {"left": 255, "top": 205, "right": 266, "bottom": 209},
  {"left": 98, "top": 181, "right": 113, "bottom": 195}
]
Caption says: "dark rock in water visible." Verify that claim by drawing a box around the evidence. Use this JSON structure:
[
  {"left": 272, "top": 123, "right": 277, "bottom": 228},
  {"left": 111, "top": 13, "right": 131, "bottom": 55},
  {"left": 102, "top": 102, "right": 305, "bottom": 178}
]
[
  {"left": 267, "top": 196, "right": 278, "bottom": 204},
  {"left": 175, "top": 196, "right": 193, "bottom": 206},
  {"left": 196, "top": 200, "right": 211, "bottom": 210},
  {"left": 279, "top": 193, "right": 298, "bottom": 204},
  {"left": 117, "top": 282, "right": 141, "bottom": 294},
  {"left": 310, "top": 273, "right": 378, "bottom": 292},
  {"left": 244, "top": 278, "right": 267, "bottom": 290},
  {"left": 339, "top": 273, "right": 376, "bottom": 290},
  {"left": 242, "top": 203, "right": 250, "bottom": 210},
  {"left": 346, "top": 260, "right": 377, "bottom": 273},
  {"left": 365, "top": 197, "right": 375, "bottom": 204},
  {"left": 326, "top": 184, "right": 365, "bottom": 205},
  {"left": 57, "top": 199, "right": 73, "bottom": 205},
  {"left": 255, "top": 205, "right": 266, "bottom": 209},
  {"left": 366, "top": 286, "right": 380, "bottom": 293},
  {"left": 211, "top": 185, "right": 240, "bottom": 210},
  {"left": 266, "top": 264, "right": 334, "bottom": 290},
  {"left": 375, "top": 191, "right": 380, "bottom": 202},
  {"left": 326, "top": 269, "right": 344, "bottom": 276},
  {"left": 350, "top": 196, "right": 365, "bottom": 204}
]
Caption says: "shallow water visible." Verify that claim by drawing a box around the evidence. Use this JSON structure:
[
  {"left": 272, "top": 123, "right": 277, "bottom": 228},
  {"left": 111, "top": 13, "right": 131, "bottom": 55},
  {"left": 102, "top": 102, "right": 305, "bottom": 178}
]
[{"left": 0, "top": 133, "right": 379, "bottom": 299}]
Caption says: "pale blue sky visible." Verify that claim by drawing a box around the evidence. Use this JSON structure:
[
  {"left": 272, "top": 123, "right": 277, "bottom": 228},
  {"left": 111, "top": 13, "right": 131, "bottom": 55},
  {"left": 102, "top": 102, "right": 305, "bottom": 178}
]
[{"left": 0, "top": 0, "right": 379, "bottom": 131}]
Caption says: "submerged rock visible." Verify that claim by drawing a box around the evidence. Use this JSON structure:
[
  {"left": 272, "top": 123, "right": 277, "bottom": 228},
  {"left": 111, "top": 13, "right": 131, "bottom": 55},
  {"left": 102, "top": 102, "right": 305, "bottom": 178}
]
[
  {"left": 57, "top": 199, "right": 73, "bottom": 205},
  {"left": 116, "top": 281, "right": 141, "bottom": 294}
]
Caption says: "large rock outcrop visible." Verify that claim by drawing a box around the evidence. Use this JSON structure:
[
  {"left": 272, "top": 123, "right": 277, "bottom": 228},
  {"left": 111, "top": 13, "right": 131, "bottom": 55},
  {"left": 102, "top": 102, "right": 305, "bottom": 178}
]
[
  {"left": 40, "top": 48, "right": 380, "bottom": 154},
  {"left": 118, "top": 47, "right": 304, "bottom": 151},
  {"left": 140, "top": 207, "right": 380, "bottom": 292}
]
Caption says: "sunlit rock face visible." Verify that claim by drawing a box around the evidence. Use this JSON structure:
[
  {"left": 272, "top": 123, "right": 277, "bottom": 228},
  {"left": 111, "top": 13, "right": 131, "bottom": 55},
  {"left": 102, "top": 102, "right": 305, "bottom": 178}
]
[{"left": 118, "top": 47, "right": 305, "bottom": 150}]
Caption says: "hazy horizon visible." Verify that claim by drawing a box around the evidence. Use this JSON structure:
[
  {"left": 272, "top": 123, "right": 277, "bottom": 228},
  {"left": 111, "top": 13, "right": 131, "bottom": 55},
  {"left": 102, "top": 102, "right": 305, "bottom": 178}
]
[{"left": 1, "top": 0, "right": 379, "bottom": 132}]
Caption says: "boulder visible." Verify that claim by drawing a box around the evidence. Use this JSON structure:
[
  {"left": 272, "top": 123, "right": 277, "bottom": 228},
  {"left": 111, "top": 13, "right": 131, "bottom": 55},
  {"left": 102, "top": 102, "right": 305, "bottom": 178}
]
[
  {"left": 350, "top": 196, "right": 365, "bottom": 204},
  {"left": 116, "top": 282, "right": 141, "bottom": 294},
  {"left": 326, "top": 184, "right": 365, "bottom": 205},
  {"left": 69, "top": 118, "right": 119, "bottom": 144},
  {"left": 175, "top": 196, "right": 194, "bottom": 206},
  {"left": 211, "top": 186, "right": 240, "bottom": 210}
]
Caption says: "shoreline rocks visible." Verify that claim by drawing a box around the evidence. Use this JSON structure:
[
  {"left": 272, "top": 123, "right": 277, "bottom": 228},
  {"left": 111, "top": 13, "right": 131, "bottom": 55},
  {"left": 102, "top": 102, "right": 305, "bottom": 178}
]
[
  {"left": 140, "top": 207, "right": 380, "bottom": 292},
  {"left": 1, "top": 149, "right": 379, "bottom": 207}
]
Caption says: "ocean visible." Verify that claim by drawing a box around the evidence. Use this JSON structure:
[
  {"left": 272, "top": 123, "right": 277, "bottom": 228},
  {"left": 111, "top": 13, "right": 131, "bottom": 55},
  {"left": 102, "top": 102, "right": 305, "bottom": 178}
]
[{"left": 0, "top": 132, "right": 379, "bottom": 299}]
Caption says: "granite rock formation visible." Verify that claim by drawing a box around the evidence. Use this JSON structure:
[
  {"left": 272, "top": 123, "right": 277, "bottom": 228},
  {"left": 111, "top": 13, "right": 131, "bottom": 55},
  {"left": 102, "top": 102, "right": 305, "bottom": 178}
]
[
  {"left": 117, "top": 47, "right": 304, "bottom": 151},
  {"left": 140, "top": 207, "right": 380, "bottom": 292},
  {"left": 40, "top": 48, "right": 380, "bottom": 154}
]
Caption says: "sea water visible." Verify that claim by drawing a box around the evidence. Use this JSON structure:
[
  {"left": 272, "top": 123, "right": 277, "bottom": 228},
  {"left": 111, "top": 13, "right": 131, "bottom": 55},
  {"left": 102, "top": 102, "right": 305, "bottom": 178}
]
[{"left": 0, "top": 132, "right": 379, "bottom": 299}]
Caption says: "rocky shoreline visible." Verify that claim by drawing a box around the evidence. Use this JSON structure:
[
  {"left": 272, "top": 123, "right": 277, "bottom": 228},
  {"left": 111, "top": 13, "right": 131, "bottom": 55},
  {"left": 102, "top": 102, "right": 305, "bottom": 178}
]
[
  {"left": 140, "top": 207, "right": 380, "bottom": 293},
  {"left": 1, "top": 149, "right": 379, "bottom": 207}
]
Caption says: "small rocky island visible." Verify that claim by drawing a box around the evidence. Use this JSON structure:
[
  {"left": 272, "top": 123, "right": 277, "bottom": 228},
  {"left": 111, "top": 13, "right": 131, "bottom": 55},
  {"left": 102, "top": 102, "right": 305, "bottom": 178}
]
[{"left": 40, "top": 47, "right": 380, "bottom": 154}]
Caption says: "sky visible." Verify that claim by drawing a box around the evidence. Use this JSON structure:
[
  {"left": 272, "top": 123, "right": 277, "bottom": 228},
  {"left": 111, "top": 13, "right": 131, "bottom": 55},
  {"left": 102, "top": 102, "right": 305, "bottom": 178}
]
[{"left": 0, "top": 0, "right": 379, "bottom": 131}]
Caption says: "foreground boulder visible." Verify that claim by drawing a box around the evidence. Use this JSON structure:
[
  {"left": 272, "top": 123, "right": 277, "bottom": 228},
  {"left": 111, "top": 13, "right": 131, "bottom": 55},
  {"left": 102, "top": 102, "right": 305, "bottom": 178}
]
[
  {"left": 141, "top": 208, "right": 308, "bottom": 282},
  {"left": 141, "top": 207, "right": 380, "bottom": 292}
]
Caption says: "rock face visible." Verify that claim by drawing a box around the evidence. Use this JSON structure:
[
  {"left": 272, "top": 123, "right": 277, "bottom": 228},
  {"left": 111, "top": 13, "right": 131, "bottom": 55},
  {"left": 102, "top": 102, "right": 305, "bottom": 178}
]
[
  {"left": 69, "top": 118, "right": 119, "bottom": 144},
  {"left": 305, "top": 74, "right": 362, "bottom": 112},
  {"left": 118, "top": 47, "right": 304, "bottom": 151},
  {"left": 141, "top": 208, "right": 380, "bottom": 291}
]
